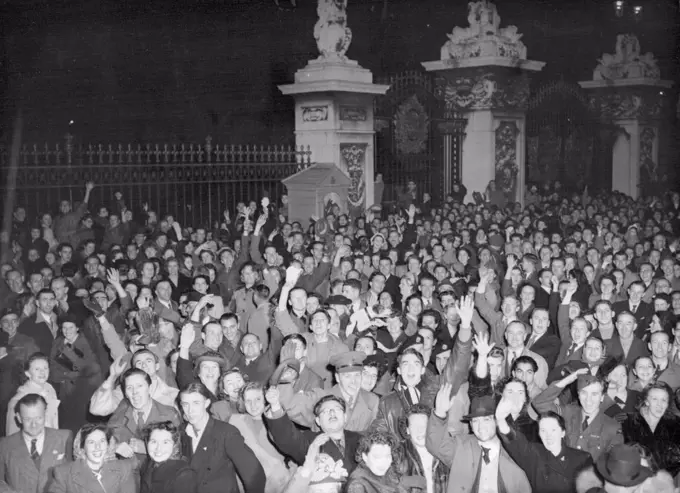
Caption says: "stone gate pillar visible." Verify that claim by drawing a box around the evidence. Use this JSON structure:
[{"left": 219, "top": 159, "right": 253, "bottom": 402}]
[
  {"left": 279, "top": 1, "right": 388, "bottom": 218},
  {"left": 422, "top": 0, "right": 544, "bottom": 206},
  {"left": 579, "top": 34, "right": 673, "bottom": 199}
]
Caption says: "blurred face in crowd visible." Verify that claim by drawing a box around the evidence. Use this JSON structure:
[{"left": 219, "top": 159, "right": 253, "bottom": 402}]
[
  {"left": 222, "top": 372, "right": 245, "bottom": 401},
  {"left": 649, "top": 332, "right": 670, "bottom": 360},
  {"left": 407, "top": 413, "right": 428, "bottom": 448},
  {"left": 360, "top": 365, "right": 379, "bottom": 392},
  {"left": 124, "top": 373, "right": 151, "bottom": 410},
  {"left": 513, "top": 362, "right": 535, "bottom": 388},
  {"left": 243, "top": 388, "right": 266, "bottom": 418},
  {"left": 595, "top": 303, "right": 613, "bottom": 325},
  {"left": 36, "top": 291, "right": 57, "bottom": 315},
  {"left": 289, "top": 288, "right": 307, "bottom": 313},
  {"left": 471, "top": 415, "right": 496, "bottom": 443},
  {"left": 505, "top": 322, "right": 527, "bottom": 350},
  {"left": 337, "top": 368, "right": 362, "bottom": 397},
  {"left": 615, "top": 313, "right": 636, "bottom": 340},
  {"left": 503, "top": 380, "right": 527, "bottom": 415},
  {"left": 315, "top": 399, "right": 346, "bottom": 434},
  {"left": 240, "top": 334, "right": 262, "bottom": 360},
  {"left": 397, "top": 353, "right": 425, "bottom": 388},
  {"left": 583, "top": 338, "right": 604, "bottom": 363},
  {"left": 180, "top": 391, "right": 210, "bottom": 427},
  {"left": 578, "top": 381, "right": 604, "bottom": 415},
  {"left": 147, "top": 429, "right": 175, "bottom": 463},
  {"left": 133, "top": 351, "right": 159, "bottom": 378},
  {"left": 634, "top": 357, "right": 655, "bottom": 384},
  {"left": 362, "top": 443, "right": 393, "bottom": 478},
  {"left": 538, "top": 417, "right": 564, "bottom": 452},
  {"left": 355, "top": 337, "right": 376, "bottom": 356},
  {"left": 570, "top": 319, "right": 590, "bottom": 345},
  {"left": 645, "top": 388, "right": 669, "bottom": 419},
  {"left": 1, "top": 313, "right": 19, "bottom": 338},
  {"left": 17, "top": 401, "right": 47, "bottom": 438}
]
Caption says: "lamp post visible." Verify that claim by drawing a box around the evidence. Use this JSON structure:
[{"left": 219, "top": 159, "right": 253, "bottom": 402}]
[{"left": 613, "top": 0, "right": 643, "bottom": 20}]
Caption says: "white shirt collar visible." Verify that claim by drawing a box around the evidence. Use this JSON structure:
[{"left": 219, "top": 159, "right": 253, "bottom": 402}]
[{"left": 22, "top": 431, "right": 45, "bottom": 454}]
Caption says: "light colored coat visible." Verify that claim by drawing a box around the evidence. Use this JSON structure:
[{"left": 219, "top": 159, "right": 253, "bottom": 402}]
[
  {"left": 426, "top": 413, "right": 531, "bottom": 493},
  {"left": 6, "top": 381, "right": 60, "bottom": 436}
]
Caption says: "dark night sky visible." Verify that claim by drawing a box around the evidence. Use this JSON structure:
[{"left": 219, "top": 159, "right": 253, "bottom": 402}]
[{"left": 1, "top": 0, "right": 678, "bottom": 142}]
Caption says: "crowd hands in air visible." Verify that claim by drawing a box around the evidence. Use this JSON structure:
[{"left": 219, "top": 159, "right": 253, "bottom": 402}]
[{"left": 0, "top": 178, "right": 678, "bottom": 493}]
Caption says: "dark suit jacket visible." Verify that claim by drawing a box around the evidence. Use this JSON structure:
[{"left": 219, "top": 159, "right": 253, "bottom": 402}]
[
  {"left": 605, "top": 335, "right": 650, "bottom": 366},
  {"left": 181, "top": 417, "right": 265, "bottom": 493},
  {"left": 554, "top": 342, "right": 584, "bottom": 368},
  {"left": 141, "top": 458, "right": 198, "bottom": 493},
  {"left": 612, "top": 301, "right": 654, "bottom": 337},
  {"left": 108, "top": 399, "right": 182, "bottom": 449},
  {"left": 18, "top": 313, "right": 56, "bottom": 356},
  {"left": 0, "top": 427, "right": 73, "bottom": 493},
  {"left": 153, "top": 300, "right": 182, "bottom": 325},
  {"left": 527, "top": 333, "right": 561, "bottom": 369},
  {"left": 47, "top": 458, "right": 137, "bottom": 493},
  {"left": 264, "top": 409, "right": 362, "bottom": 475}
]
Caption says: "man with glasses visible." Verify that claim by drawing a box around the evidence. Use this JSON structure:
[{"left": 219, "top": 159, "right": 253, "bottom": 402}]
[{"left": 265, "top": 391, "right": 362, "bottom": 478}]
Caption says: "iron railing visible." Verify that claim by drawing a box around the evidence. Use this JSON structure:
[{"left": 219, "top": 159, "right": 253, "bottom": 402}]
[{"left": 0, "top": 136, "right": 312, "bottom": 228}]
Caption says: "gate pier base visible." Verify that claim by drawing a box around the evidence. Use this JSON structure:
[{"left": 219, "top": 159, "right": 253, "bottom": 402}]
[{"left": 279, "top": 61, "right": 388, "bottom": 221}]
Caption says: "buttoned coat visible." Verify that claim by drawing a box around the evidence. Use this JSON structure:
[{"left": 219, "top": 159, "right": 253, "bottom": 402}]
[
  {"left": 0, "top": 427, "right": 73, "bottom": 493},
  {"left": 500, "top": 427, "right": 592, "bottom": 493},
  {"left": 46, "top": 458, "right": 137, "bottom": 493},
  {"left": 425, "top": 413, "right": 530, "bottom": 493},
  {"left": 181, "top": 417, "right": 266, "bottom": 493}
]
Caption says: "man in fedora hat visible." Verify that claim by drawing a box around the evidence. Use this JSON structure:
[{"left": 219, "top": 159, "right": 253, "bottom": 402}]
[
  {"left": 426, "top": 383, "right": 530, "bottom": 493},
  {"left": 595, "top": 444, "right": 652, "bottom": 492}
]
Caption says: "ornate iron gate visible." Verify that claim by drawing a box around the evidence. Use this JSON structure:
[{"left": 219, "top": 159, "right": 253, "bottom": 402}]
[
  {"left": 374, "top": 70, "right": 465, "bottom": 205},
  {"left": 526, "top": 80, "right": 616, "bottom": 191}
]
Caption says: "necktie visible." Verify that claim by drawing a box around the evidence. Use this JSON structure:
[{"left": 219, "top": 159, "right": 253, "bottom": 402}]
[
  {"left": 30, "top": 439, "right": 40, "bottom": 465},
  {"left": 333, "top": 438, "right": 345, "bottom": 457},
  {"left": 508, "top": 352, "right": 516, "bottom": 372},
  {"left": 631, "top": 305, "right": 638, "bottom": 313},
  {"left": 481, "top": 446, "right": 491, "bottom": 464},
  {"left": 136, "top": 411, "right": 145, "bottom": 432},
  {"left": 581, "top": 416, "right": 589, "bottom": 432},
  {"left": 567, "top": 343, "right": 576, "bottom": 357},
  {"left": 527, "top": 335, "right": 537, "bottom": 349}
]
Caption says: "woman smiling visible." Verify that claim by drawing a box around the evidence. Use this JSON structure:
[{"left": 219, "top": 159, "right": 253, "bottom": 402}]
[
  {"left": 141, "top": 421, "right": 197, "bottom": 493},
  {"left": 47, "top": 424, "right": 136, "bottom": 493}
]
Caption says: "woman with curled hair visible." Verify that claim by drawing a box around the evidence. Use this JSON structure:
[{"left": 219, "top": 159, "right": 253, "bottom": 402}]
[
  {"left": 140, "top": 421, "right": 197, "bottom": 493},
  {"left": 6, "top": 353, "right": 59, "bottom": 435},
  {"left": 345, "top": 431, "right": 411, "bottom": 493},
  {"left": 229, "top": 382, "right": 294, "bottom": 493},
  {"left": 48, "top": 423, "right": 136, "bottom": 493},
  {"left": 620, "top": 381, "right": 680, "bottom": 476}
]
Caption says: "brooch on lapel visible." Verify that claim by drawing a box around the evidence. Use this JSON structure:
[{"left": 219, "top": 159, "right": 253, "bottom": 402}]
[{"left": 203, "top": 447, "right": 207, "bottom": 451}]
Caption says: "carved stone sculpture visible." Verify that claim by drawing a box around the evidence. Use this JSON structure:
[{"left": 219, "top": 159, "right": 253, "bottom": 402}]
[
  {"left": 593, "top": 34, "right": 660, "bottom": 81},
  {"left": 440, "top": 0, "right": 527, "bottom": 61},
  {"left": 314, "top": 0, "right": 353, "bottom": 62}
]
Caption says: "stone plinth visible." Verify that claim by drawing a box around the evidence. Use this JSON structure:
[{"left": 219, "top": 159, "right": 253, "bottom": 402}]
[
  {"left": 279, "top": 61, "right": 389, "bottom": 216},
  {"left": 579, "top": 78, "right": 673, "bottom": 199},
  {"left": 423, "top": 58, "right": 544, "bottom": 205}
]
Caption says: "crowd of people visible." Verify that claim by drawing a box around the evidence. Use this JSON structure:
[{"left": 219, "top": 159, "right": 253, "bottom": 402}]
[{"left": 0, "top": 178, "right": 679, "bottom": 493}]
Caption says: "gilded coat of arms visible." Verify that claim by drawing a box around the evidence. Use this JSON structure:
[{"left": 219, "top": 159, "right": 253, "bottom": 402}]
[{"left": 393, "top": 95, "right": 430, "bottom": 155}]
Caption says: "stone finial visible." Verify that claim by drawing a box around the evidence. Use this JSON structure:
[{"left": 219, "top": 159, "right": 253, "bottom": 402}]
[
  {"left": 313, "top": 0, "right": 353, "bottom": 62},
  {"left": 593, "top": 34, "right": 661, "bottom": 81},
  {"left": 440, "top": 0, "right": 527, "bottom": 61}
]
